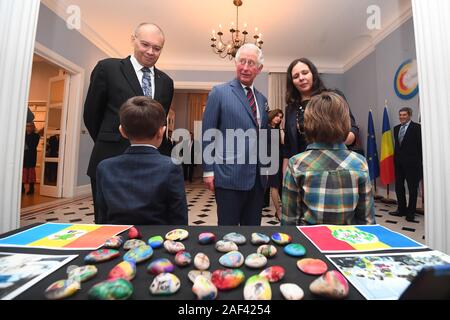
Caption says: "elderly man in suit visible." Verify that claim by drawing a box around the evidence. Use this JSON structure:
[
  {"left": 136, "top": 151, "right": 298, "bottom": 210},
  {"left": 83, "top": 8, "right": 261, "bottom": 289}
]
[
  {"left": 389, "top": 107, "right": 423, "bottom": 222},
  {"left": 202, "top": 43, "right": 269, "bottom": 226},
  {"left": 83, "top": 23, "right": 174, "bottom": 223}
]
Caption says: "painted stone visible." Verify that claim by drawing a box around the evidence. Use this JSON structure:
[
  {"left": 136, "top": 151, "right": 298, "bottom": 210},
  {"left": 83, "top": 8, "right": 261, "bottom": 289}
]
[
  {"left": 123, "top": 245, "right": 153, "bottom": 264},
  {"left": 251, "top": 232, "right": 270, "bottom": 245},
  {"left": 243, "top": 275, "right": 272, "bottom": 300},
  {"left": 149, "top": 273, "right": 181, "bottom": 295},
  {"left": 67, "top": 265, "right": 98, "bottom": 283},
  {"left": 194, "top": 252, "right": 210, "bottom": 270},
  {"left": 45, "top": 279, "right": 80, "bottom": 300},
  {"left": 223, "top": 232, "right": 246, "bottom": 245},
  {"left": 192, "top": 275, "right": 218, "bottom": 300},
  {"left": 215, "top": 240, "right": 238, "bottom": 253},
  {"left": 259, "top": 266, "right": 285, "bottom": 283},
  {"left": 271, "top": 232, "right": 292, "bottom": 245},
  {"left": 84, "top": 249, "right": 120, "bottom": 263},
  {"left": 147, "top": 258, "right": 175, "bottom": 275},
  {"left": 284, "top": 243, "right": 306, "bottom": 257},
  {"left": 244, "top": 253, "right": 268, "bottom": 269},
  {"left": 297, "top": 258, "right": 328, "bottom": 275},
  {"left": 219, "top": 251, "right": 244, "bottom": 268},
  {"left": 211, "top": 269, "right": 245, "bottom": 291},
  {"left": 165, "top": 228, "right": 189, "bottom": 241},
  {"left": 309, "top": 271, "right": 349, "bottom": 299},
  {"left": 108, "top": 261, "right": 136, "bottom": 281},
  {"left": 188, "top": 270, "right": 212, "bottom": 283},
  {"left": 175, "top": 251, "right": 192, "bottom": 267},
  {"left": 198, "top": 232, "right": 216, "bottom": 245},
  {"left": 104, "top": 235, "right": 124, "bottom": 249},
  {"left": 148, "top": 235, "right": 164, "bottom": 249},
  {"left": 257, "top": 244, "right": 277, "bottom": 258},
  {"left": 88, "top": 278, "right": 133, "bottom": 300},
  {"left": 128, "top": 226, "right": 142, "bottom": 239},
  {"left": 164, "top": 240, "right": 185, "bottom": 254},
  {"left": 123, "top": 239, "right": 146, "bottom": 250},
  {"left": 280, "top": 283, "right": 304, "bottom": 300}
]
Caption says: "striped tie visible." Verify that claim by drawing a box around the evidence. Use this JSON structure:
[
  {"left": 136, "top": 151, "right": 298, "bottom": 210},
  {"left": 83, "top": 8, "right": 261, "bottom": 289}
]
[
  {"left": 141, "top": 67, "right": 153, "bottom": 97},
  {"left": 399, "top": 124, "right": 407, "bottom": 145},
  {"left": 245, "top": 86, "right": 257, "bottom": 124}
]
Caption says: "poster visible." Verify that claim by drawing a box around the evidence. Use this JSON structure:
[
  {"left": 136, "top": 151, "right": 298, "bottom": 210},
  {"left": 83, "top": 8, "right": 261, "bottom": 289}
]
[
  {"left": 0, "top": 252, "right": 77, "bottom": 300},
  {"left": 327, "top": 250, "right": 450, "bottom": 300}
]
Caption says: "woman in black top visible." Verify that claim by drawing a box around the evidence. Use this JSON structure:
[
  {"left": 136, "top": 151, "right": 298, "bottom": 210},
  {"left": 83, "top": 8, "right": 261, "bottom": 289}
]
[{"left": 23, "top": 122, "right": 41, "bottom": 195}]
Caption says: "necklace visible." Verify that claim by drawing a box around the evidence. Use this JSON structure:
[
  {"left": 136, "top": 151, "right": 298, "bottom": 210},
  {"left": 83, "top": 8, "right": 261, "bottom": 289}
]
[{"left": 296, "top": 104, "right": 306, "bottom": 135}]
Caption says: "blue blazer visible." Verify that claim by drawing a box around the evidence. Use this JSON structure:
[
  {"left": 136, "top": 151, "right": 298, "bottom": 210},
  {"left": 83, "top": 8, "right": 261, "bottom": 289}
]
[
  {"left": 202, "top": 78, "right": 269, "bottom": 190},
  {"left": 96, "top": 146, "right": 188, "bottom": 225}
]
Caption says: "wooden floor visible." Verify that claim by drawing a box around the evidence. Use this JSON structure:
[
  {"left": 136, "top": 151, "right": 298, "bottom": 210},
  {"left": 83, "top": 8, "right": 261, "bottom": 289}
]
[{"left": 20, "top": 183, "right": 58, "bottom": 208}]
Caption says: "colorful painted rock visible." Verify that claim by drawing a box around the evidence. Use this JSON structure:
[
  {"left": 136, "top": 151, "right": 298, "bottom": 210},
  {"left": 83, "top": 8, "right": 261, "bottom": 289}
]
[
  {"left": 257, "top": 244, "right": 277, "bottom": 258},
  {"left": 45, "top": 279, "right": 80, "bottom": 300},
  {"left": 165, "top": 228, "right": 189, "bottom": 241},
  {"left": 223, "top": 232, "right": 246, "bottom": 245},
  {"left": 84, "top": 249, "right": 120, "bottom": 263},
  {"left": 123, "top": 245, "right": 153, "bottom": 264},
  {"left": 148, "top": 235, "right": 164, "bottom": 249},
  {"left": 128, "top": 226, "right": 142, "bottom": 239},
  {"left": 88, "top": 278, "right": 133, "bottom": 300},
  {"left": 194, "top": 252, "right": 210, "bottom": 270},
  {"left": 219, "top": 251, "right": 244, "bottom": 268},
  {"left": 251, "top": 232, "right": 270, "bottom": 245},
  {"left": 198, "top": 232, "right": 216, "bottom": 245},
  {"left": 280, "top": 283, "right": 304, "bottom": 300},
  {"left": 67, "top": 265, "right": 98, "bottom": 283},
  {"left": 259, "top": 266, "right": 285, "bottom": 283},
  {"left": 284, "top": 243, "right": 306, "bottom": 257},
  {"left": 108, "top": 261, "right": 136, "bottom": 281},
  {"left": 104, "top": 235, "right": 124, "bottom": 249},
  {"left": 175, "top": 251, "right": 192, "bottom": 267},
  {"left": 215, "top": 240, "right": 238, "bottom": 253},
  {"left": 244, "top": 253, "right": 268, "bottom": 269},
  {"left": 297, "top": 258, "right": 328, "bottom": 275},
  {"left": 164, "top": 240, "right": 185, "bottom": 254},
  {"left": 309, "top": 271, "right": 349, "bottom": 299},
  {"left": 123, "top": 239, "right": 146, "bottom": 250},
  {"left": 188, "top": 270, "right": 212, "bottom": 283},
  {"left": 192, "top": 275, "right": 218, "bottom": 300},
  {"left": 243, "top": 275, "right": 271, "bottom": 300},
  {"left": 147, "top": 258, "right": 175, "bottom": 275},
  {"left": 211, "top": 269, "right": 245, "bottom": 290},
  {"left": 271, "top": 232, "right": 292, "bottom": 245},
  {"left": 149, "top": 273, "right": 181, "bottom": 295}
]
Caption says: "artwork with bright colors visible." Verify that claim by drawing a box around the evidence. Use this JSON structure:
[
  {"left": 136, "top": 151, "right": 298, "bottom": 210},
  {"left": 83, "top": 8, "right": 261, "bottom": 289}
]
[
  {"left": 298, "top": 225, "right": 426, "bottom": 253},
  {"left": 0, "top": 223, "right": 131, "bottom": 250},
  {"left": 394, "top": 59, "right": 418, "bottom": 100},
  {"left": 327, "top": 250, "right": 450, "bottom": 300}
]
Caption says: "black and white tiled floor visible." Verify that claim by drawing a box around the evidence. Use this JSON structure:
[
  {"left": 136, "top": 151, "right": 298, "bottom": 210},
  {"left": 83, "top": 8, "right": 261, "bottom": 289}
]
[{"left": 20, "top": 181, "right": 425, "bottom": 244}]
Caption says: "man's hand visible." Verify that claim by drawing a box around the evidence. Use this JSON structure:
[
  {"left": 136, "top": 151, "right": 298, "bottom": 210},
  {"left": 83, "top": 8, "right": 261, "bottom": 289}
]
[{"left": 203, "top": 176, "right": 215, "bottom": 192}]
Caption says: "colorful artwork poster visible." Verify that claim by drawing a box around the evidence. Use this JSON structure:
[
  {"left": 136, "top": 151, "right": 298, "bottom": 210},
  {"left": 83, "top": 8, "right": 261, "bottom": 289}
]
[
  {"left": 298, "top": 225, "right": 426, "bottom": 253},
  {"left": 0, "top": 223, "right": 131, "bottom": 250},
  {"left": 327, "top": 250, "right": 450, "bottom": 300},
  {"left": 0, "top": 252, "right": 77, "bottom": 300},
  {"left": 394, "top": 59, "right": 419, "bottom": 100}
]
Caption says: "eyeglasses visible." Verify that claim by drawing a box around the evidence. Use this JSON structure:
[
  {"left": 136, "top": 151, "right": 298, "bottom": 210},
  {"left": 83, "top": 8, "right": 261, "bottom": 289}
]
[{"left": 238, "top": 58, "right": 258, "bottom": 68}]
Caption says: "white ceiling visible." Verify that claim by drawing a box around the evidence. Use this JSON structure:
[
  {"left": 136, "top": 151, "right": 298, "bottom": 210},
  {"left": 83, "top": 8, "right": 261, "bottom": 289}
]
[{"left": 42, "top": 0, "right": 412, "bottom": 73}]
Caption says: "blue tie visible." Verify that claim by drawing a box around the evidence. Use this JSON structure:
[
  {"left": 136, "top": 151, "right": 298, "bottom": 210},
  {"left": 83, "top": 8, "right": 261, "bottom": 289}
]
[
  {"left": 399, "top": 124, "right": 407, "bottom": 145},
  {"left": 141, "top": 67, "right": 152, "bottom": 97}
]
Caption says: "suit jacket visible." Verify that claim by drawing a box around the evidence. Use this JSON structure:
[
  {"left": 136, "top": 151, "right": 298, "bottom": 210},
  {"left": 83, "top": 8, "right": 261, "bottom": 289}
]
[
  {"left": 83, "top": 56, "right": 174, "bottom": 178},
  {"left": 96, "top": 146, "right": 188, "bottom": 225},
  {"left": 394, "top": 121, "right": 422, "bottom": 168},
  {"left": 202, "top": 78, "right": 269, "bottom": 190}
]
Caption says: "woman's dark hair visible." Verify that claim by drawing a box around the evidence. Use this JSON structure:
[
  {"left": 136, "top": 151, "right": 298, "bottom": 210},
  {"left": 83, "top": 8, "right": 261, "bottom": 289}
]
[
  {"left": 285, "top": 58, "right": 326, "bottom": 106},
  {"left": 268, "top": 109, "right": 284, "bottom": 128}
]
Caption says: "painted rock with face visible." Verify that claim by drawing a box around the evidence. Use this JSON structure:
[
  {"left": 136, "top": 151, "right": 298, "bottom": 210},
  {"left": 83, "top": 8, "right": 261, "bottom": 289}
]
[
  {"left": 259, "top": 266, "right": 285, "bottom": 283},
  {"left": 223, "top": 232, "right": 246, "bottom": 245},
  {"left": 84, "top": 249, "right": 120, "bottom": 263},
  {"left": 219, "top": 251, "right": 244, "bottom": 268},
  {"left": 123, "top": 239, "right": 146, "bottom": 250},
  {"left": 296, "top": 258, "right": 328, "bottom": 275},
  {"left": 67, "top": 265, "right": 98, "bottom": 283},
  {"left": 192, "top": 275, "right": 218, "bottom": 300},
  {"left": 175, "top": 251, "right": 192, "bottom": 267},
  {"left": 271, "top": 232, "right": 292, "bottom": 245},
  {"left": 211, "top": 269, "right": 245, "bottom": 291},
  {"left": 257, "top": 244, "right": 277, "bottom": 258},
  {"left": 123, "top": 245, "right": 153, "bottom": 264},
  {"left": 45, "top": 279, "right": 80, "bottom": 300},
  {"left": 280, "top": 283, "right": 304, "bottom": 300},
  {"left": 104, "top": 235, "right": 124, "bottom": 249},
  {"left": 194, "top": 252, "right": 210, "bottom": 270},
  {"left": 108, "top": 261, "right": 136, "bottom": 281},
  {"left": 165, "top": 228, "right": 189, "bottom": 241},
  {"left": 243, "top": 275, "right": 272, "bottom": 300},
  {"left": 215, "top": 240, "right": 238, "bottom": 253},
  {"left": 309, "top": 271, "right": 349, "bottom": 299},
  {"left": 164, "top": 240, "right": 185, "bottom": 254},
  {"left": 198, "top": 232, "right": 216, "bottom": 245},
  {"left": 147, "top": 258, "right": 175, "bottom": 275},
  {"left": 147, "top": 235, "right": 164, "bottom": 249},
  {"left": 149, "top": 273, "right": 181, "bottom": 296},
  {"left": 88, "top": 278, "right": 133, "bottom": 300},
  {"left": 251, "top": 232, "right": 270, "bottom": 245},
  {"left": 284, "top": 243, "right": 306, "bottom": 257},
  {"left": 244, "top": 253, "right": 268, "bottom": 269}
]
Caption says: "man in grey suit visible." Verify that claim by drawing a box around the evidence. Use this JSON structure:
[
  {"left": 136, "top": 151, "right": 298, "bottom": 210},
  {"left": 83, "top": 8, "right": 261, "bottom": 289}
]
[{"left": 202, "top": 44, "right": 269, "bottom": 226}]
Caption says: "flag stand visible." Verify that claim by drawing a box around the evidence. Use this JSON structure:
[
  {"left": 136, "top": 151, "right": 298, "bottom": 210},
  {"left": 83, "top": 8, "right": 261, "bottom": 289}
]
[
  {"left": 381, "top": 184, "right": 397, "bottom": 204},
  {"left": 373, "top": 180, "right": 384, "bottom": 200}
]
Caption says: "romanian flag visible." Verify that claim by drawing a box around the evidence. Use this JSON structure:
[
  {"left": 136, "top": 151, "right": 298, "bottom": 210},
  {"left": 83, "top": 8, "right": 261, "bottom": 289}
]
[
  {"left": 380, "top": 107, "right": 395, "bottom": 185},
  {"left": 298, "top": 225, "right": 426, "bottom": 253},
  {"left": 0, "top": 223, "right": 131, "bottom": 250}
]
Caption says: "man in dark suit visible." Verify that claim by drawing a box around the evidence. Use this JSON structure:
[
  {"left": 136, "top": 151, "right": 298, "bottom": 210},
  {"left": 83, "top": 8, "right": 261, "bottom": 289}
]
[
  {"left": 202, "top": 44, "right": 269, "bottom": 226},
  {"left": 83, "top": 23, "right": 174, "bottom": 223},
  {"left": 96, "top": 96, "right": 187, "bottom": 225},
  {"left": 389, "top": 107, "right": 423, "bottom": 222}
]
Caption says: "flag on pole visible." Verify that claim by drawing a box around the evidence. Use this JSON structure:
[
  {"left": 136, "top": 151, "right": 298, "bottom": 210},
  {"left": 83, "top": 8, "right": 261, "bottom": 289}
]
[
  {"left": 380, "top": 106, "right": 395, "bottom": 185},
  {"left": 366, "top": 110, "right": 380, "bottom": 180}
]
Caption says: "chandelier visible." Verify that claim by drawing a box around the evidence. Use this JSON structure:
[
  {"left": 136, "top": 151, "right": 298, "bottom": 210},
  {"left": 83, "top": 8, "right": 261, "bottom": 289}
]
[{"left": 210, "top": 0, "right": 263, "bottom": 59}]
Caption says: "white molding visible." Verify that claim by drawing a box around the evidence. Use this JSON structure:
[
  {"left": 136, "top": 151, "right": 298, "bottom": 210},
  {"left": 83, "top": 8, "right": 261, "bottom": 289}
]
[
  {"left": 75, "top": 184, "right": 92, "bottom": 197},
  {"left": 174, "top": 81, "right": 222, "bottom": 90}
]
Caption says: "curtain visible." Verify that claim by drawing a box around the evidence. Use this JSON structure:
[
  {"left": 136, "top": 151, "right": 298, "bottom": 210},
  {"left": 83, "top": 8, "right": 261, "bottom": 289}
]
[
  {"left": 268, "top": 72, "right": 287, "bottom": 113},
  {"left": 187, "top": 93, "right": 208, "bottom": 133}
]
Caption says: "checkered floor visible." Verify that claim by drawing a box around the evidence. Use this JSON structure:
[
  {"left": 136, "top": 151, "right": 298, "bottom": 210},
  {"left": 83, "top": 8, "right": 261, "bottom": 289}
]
[{"left": 20, "top": 180, "right": 425, "bottom": 244}]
